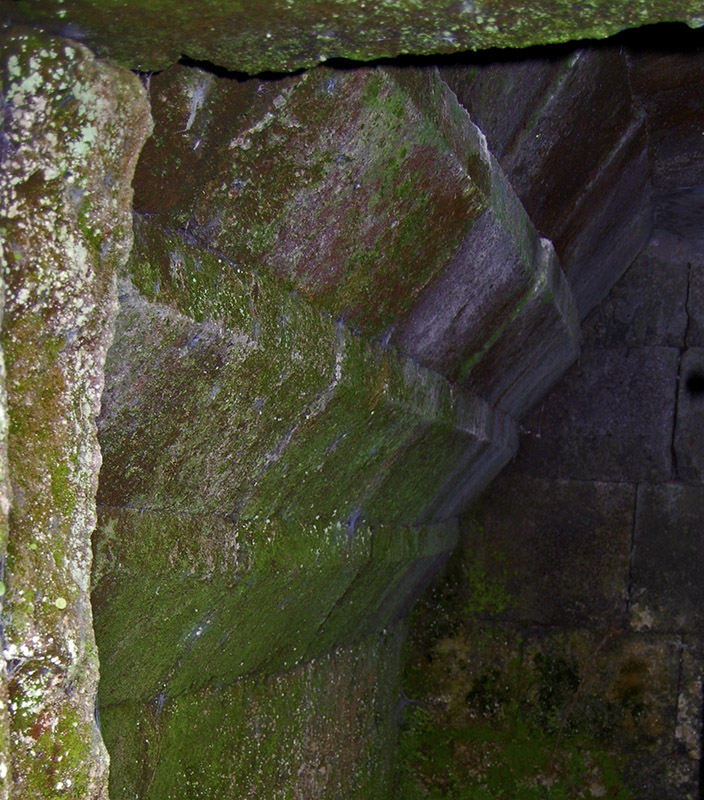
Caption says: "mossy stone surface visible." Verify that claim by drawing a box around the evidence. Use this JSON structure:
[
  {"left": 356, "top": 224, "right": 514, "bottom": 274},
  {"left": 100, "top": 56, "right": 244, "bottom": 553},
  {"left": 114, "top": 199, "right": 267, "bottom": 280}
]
[
  {"left": 103, "top": 624, "right": 406, "bottom": 799},
  {"left": 0, "top": 29, "right": 151, "bottom": 798},
  {"left": 133, "top": 63, "right": 488, "bottom": 338},
  {"left": 7, "top": 0, "right": 704, "bottom": 74}
]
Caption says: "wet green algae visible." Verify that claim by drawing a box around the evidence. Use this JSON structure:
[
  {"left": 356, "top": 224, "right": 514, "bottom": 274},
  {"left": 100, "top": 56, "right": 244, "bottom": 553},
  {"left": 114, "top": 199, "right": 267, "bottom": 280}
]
[
  {"left": 7, "top": 0, "right": 704, "bottom": 75},
  {"left": 0, "top": 28, "right": 152, "bottom": 799}
]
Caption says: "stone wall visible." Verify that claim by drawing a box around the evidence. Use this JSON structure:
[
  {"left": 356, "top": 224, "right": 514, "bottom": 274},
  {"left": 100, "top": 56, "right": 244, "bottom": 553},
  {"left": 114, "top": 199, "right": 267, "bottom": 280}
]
[
  {"left": 403, "top": 148, "right": 704, "bottom": 800},
  {"left": 0, "top": 10, "right": 702, "bottom": 800}
]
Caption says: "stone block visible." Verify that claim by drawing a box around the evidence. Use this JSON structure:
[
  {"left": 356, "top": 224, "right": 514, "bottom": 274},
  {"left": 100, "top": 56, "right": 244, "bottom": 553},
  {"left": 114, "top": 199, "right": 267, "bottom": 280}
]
[
  {"left": 440, "top": 52, "right": 567, "bottom": 161},
  {"left": 404, "top": 621, "right": 686, "bottom": 798},
  {"left": 98, "top": 247, "right": 339, "bottom": 518},
  {"left": 462, "top": 472, "right": 634, "bottom": 627},
  {"left": 516, "top": 346, "right": 678, "bottom": 482},
  {"left": 101, "top": 222, "right": 510, "bottom": 527},
  {"left": 134, "top": 63, "right": 490, "bottom": 337},
  {"left": 101, "top": 625, "right": 404, "bottom": 800},
  {"left": 640, "top": 85, "right": 704, "bottom": 192},
  {"left": 461, "top": 238, "right": 581, "bottom": 417},
  {"left": 501, "top": 47, "right": 636, "bottom": 244},
  {"left": 394, "top": 149, "right": 580, "bottom": 419},
  {"left": 419, "top": 405, "right": 518, "bottom": 522},
  {"left": 448, "top": 47, "right": 652, "bottom": 321},
  {"left": 0, "top": 29, "right": 152, "bottom": 799},
  {"left": 675, "top": 348, "right": 704, "bottom": 482},
  {"left": 9, "top": 1, "right": 704, "bottom": 75},
  {"left": 582, "top": 232, "right": 689, "bottom": 349},
  {"left": 631, "top": 483, "right": 704, "bottom": 632},
  {"left": 687, "top": 259, "right": 704, "bottom": 348},
  {"left": 557, "top": 115, "right": 653, "bottom": 318},
  {"left": 92, "top": 506, "right": 456, "bottom": 705}
]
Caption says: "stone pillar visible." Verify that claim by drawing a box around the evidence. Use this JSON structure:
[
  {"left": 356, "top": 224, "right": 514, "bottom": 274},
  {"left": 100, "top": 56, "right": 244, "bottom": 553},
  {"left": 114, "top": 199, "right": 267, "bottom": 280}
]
[{"left": 0, "top": 30, "right": 151, "bottom": 798}]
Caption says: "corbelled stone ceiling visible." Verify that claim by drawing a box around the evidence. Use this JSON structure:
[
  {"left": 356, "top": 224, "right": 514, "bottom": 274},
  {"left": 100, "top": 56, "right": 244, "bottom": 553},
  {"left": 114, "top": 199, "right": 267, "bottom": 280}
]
[{"left": 1, "top": 3, "right": 704, "bottom": 798}]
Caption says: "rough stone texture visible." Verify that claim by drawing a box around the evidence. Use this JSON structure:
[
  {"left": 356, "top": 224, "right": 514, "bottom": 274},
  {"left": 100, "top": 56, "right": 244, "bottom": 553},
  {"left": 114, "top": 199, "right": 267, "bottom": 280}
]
[
  {"left": 557, "top": 114, "right": 653, "bottom": 317},
  {"left": 629, "top": 31, "right": 704, "bottom": 194},
  {"left": 92, "top": 509, "right": 456, "bottom": 706},
  {"left": 102, "top": 624, "right": 405, "bottom": 800},
  {"left": 134, "top": 63, "right": 489, "bottom": 339},
  {"left": 630, "top": 483, "right": 704, "bottom": 632},
  {"left": 0, "top": 247, "right": 10, "bottom": 800},
  {"left": 98, "top": 237, "right": 510, "bottom": 528},
  {"left": 393, "top": 151, "right": 581, "bottom": 419},
  {"left": 7, "top": 0, "right": 704, "bottom": 75},
  {"left": 516, "top": 346, "right": 678, "bottom": 482},
  {"left": 583, "top": 232, "right": 689, "bottom": 349},
  {"left": 0, "top": 29, "right": 151, "bottom": 799},
  {"left": 444, "top": 43, "right": 653, "bottom": 318},
  {"left": 463, "top": 470, "right": 633, "bottom": 628},
  {"left": 684, "top": 242, "right": 704, "bottom": 347},
  {"left": 403, "top": 616, "right": 689, "bottom": 799},
  {"left": 440, "top": 49, "right": 569, "bottom": 162}
]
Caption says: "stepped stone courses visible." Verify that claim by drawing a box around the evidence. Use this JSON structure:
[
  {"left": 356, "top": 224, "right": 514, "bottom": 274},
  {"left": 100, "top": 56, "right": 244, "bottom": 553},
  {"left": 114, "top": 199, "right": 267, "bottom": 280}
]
[{"left": 1, "top": 4, "right": 704, "bottom": 800}]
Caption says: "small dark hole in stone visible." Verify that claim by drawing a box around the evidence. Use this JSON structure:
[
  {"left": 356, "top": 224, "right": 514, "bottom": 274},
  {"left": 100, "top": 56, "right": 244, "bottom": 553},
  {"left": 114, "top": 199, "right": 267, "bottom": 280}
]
[{"left": 685, "top": 371, "right": 704, "bottom": 396}]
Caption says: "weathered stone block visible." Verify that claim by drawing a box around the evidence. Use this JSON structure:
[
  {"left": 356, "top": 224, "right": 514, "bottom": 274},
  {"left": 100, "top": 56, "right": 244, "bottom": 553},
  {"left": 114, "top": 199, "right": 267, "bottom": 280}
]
[
  {"left": 404, "top": 621, "right": 686, "bottom": 799},
  {"left": 9, "top": 1, "right": 704, "bottom": 75},
  {"left": 394, "top": 148, "right": 580, "bottom": 418},
  {"left": 0, "top": 29, "right": 151, "bottom": 798},
  {"left": 102, "top": 625, "right": 405, "bottom": 800},
  {"left": 674, "top": 348, "right": 704, "bottom": 482},
  {"left": 134, "top": 63, "right": 490, "bottom": 337},
  {"left": 462, "top": 472, "right": 634, "bottom": 627},
  {"left": 583, "top": 231, "right": 689, "bottom": 349},
  {"left": 516, "top": 346, "right": 678, "bottom": 482},
  {"left": 462, "top": 238, "right": 581, "bottom": 417},
  {"left": 98, "top": 238, "right": 339, "bottom": 517},
  {"left": 557, "top": 115, "right": 653, "bottom": 317},
  {"left": 422, "top": 406, "right": 518, "bottom": 521},
  {"left": 631, "top": 483, "right": 704, "bottom": 632},
  {"left": 501, "top": 48, "right": 636, "bottom": 242},
  {"left": 445, "top": 48, "right": 653, "bottom": 319},
  {"left": 92, "top": 506, "right": 456, "bottom": 705},
  {"left": 101, "top": 220, "right": 511, "bottom": 527},
  {"left": 686, "top": 258, "right": 704, "bottom": 348},
  {"left": 441, "top": 52, "right": 567, "bottom": 161}
]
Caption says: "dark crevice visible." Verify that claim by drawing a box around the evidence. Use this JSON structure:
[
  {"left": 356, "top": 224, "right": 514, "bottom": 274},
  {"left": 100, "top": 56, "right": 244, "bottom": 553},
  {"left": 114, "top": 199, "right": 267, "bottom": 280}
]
[{"left": 178, "top": 54, "right": 305, "bottom": 82}]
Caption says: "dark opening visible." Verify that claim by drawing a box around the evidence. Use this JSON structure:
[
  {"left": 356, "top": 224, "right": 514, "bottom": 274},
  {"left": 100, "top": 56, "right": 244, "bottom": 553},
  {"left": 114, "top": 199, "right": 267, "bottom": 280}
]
[{"left": 686, "top": 371, "right": 704, "bottom": 396}]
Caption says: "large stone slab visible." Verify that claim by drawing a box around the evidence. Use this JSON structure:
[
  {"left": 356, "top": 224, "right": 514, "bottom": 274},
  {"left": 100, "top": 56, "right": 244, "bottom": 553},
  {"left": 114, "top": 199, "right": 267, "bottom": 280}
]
[
  {"left": 92, "top": 509, "right": 456, "bottom": 705},
  {"left": 516, "top": 346, "right": 678, "bottom": 482},
  {"left": 393, "top": 148, "right": 581, "bottom": 419},
  {"left": 0, "top": 29, "right": 151, "bottom": 798},
  {"left": 101, "top": 221, "right": 512, "bottom": 527},
  {"left": 445, "top": 45, "right": 652, "bottom": 318},
  {"left": 556, "top": 114, "right": 652, "bottom": 317},
  {"left": 440, "top": 50, "right": 568, "bottom": 162},
  {"left": 8, "top": 1, "right": 704, "bottom": 74},
  {"left": 102, "top": 625, "right": 405, "bottom": 800},
  {"left": 134, "top": 63, "right": 489, "bottom": 338},
  {"left": 583, "top": 231, "right": 689, "bottom": 349},
  {"left": 630, "top": 484, "right": 704, "bottom": 632},
  {"left": 462, "top": 472, "right": 634, "bottom": 628}
]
